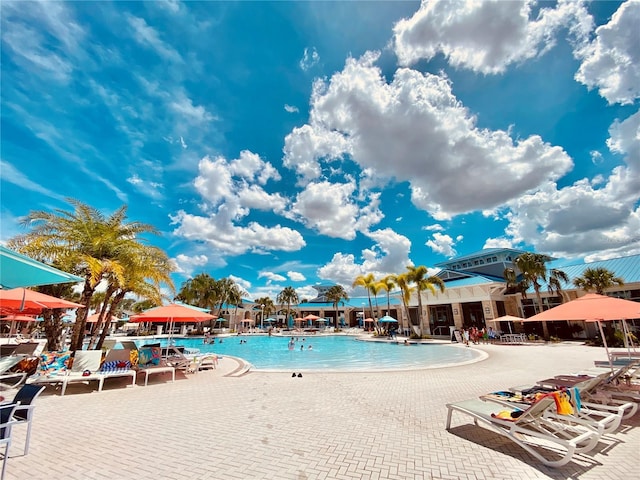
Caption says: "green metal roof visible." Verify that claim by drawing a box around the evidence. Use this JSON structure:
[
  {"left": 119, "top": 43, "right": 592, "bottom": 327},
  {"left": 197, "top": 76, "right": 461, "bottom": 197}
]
[{"left": 526, "top": 254, "right": 640, "bottom": 293}]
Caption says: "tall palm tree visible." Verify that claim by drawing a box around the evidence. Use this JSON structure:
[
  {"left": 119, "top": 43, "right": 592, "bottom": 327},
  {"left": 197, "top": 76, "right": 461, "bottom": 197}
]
[
  {"left": 405, "top": 265, "right": 445, "bottom": 337},
  {"left": 513, "top": 253, "right": 567, "bottom": 339},
  {"left": 10, "top": 199, "right": 162, "bottom": 351},
  {"left": 547, "top": 268, "right": 570, "bottom": 302},
  {"left": 326, "top": 285, "right": 349, "bottom": 329},
  {"left": 277, "top": 286, "right": 299, "bottom": 328},
  {"left": 253, "top": 296, "right": 275, "bottom": 326},
  {"left": 370, "top": 282, "right": 384, "bottom": 319},
  {"left": 91, "top": 244, "right": 174, "bottom": 350},
  {"left": 394, "top": 273, "right": 414, "bottom": 336},
  {"left": 176, "top": 273, "right": 218, "bottom": 310},
  {"left": 352, "top": 273, "right": 376, "bottom": 323},
  {"left": 227, "top": 284, "right": 248, "bottom": 331},
  {"left": 503, "top": 267, "right": 530, "bottom": 297},
  {"left": 573, "top": 267, "right": 625, "bottom": 294},
  {"left": 377, "top": 275, "right": 397, "bottom": 319}
]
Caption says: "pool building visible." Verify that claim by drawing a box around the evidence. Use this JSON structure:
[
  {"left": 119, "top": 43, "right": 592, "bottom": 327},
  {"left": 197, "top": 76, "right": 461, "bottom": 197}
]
[{"left": 215, "top": 248, "right": 639, "bottom": 340}]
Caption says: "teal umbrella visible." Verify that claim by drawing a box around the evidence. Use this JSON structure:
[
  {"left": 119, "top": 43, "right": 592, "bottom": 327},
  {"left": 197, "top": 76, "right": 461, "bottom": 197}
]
[
  {"left": 379, "top": 315, "right": 398, "bottom": 323},
  {"left": 0, "top": 245, "right": 83, "bottom": 289}
]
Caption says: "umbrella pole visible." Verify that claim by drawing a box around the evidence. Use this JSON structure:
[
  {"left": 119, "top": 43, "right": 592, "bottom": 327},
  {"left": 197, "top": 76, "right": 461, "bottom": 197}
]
[
  {"left": 596, "top": 320, "right": 613, "bottom": 372},
  {"left": 621, "top": 319, "right": 635, "bottom": 356}
]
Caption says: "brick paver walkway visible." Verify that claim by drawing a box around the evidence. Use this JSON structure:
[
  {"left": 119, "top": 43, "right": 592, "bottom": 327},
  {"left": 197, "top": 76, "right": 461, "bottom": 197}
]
[{"left": 2, "top": 342, "right": 638, "bottom": 479}]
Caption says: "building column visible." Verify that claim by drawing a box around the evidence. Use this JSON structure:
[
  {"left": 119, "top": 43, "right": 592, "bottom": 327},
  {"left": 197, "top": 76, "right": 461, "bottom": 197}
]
[{"left": 452, "top": 303, "right": 463, "bottom": 329}]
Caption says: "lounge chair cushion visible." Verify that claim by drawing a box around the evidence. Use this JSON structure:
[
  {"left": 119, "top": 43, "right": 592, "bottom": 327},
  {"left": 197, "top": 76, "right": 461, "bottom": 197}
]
[
  {"left": 37, "top": 351, "right": 71, "bottom": 375},
  {"left": 100, "top": 360, "right": 131, "bottom": 373},
  {"left": 138, "top": 347, "right": 161, "bottom": 366}
]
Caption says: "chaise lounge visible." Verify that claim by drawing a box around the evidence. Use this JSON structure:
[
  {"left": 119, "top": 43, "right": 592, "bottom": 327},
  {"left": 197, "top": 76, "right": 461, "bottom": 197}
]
[{"left": 446, "top": 395, "right": 599, "bottom": 468}]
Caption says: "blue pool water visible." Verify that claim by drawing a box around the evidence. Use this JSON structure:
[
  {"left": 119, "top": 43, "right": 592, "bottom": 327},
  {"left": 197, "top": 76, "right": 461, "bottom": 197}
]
[{"left": 139, "top": 335, "right": 484, "bottom": 371}]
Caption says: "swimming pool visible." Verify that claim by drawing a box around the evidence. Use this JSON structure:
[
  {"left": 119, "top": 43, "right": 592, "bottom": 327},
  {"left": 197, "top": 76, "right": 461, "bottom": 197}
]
[{"left": 140, "top": 335, "right": 485, "bottom": 372}]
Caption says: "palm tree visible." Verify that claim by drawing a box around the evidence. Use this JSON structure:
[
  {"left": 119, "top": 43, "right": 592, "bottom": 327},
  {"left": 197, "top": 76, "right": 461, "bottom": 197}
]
[
  {"left": 227, "top": 284, "right": 248, "bottom": 331},
  {"left": 212, "top": 277, "right": 236, "bottom": 317},
  {"left": 503, "top": 267, "right": 530, "bottom": 297},
  {"left": 277, "top": 286, "right": 299, "bottom": 328},
  {"left": 573, "top": 267, "right": 625, "bottom": 294},
  {"left": 547, "top": 268, "right": 570, "bottom": 302},
  {"left": 513, "top": 253, "right": 567, "bottom": 339},
  {"left": 405, "top": 265, "right": 445, "bottom": 337},
  {"left": 10, "top": 199, "right": 163, "bottom": 351},
  {"left": 394, "top": 273, "right": 414, "bottom": 336},
  {"left": 352, "top": 273, "right": 376, "bottom": 324},
  {"left": 91, "top": 244, "right": 174, "bottom": 350},
  {"left": 176, "top": 273, "right": 218, "bottom": 310},
  {"left": 370, "top": 282, "right": 384, "bottom": 319},
  {"left": 326, "top": 285, "right": 349, "bottom": 330},
  {"left": 377, "top": 275, "right": 397, "bottom": 319},
  {"left": 253, "top": 296, "right": 275, "bottom": 327}
]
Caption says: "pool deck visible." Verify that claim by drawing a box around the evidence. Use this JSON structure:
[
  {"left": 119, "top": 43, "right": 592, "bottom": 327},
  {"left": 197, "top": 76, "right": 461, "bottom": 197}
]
[{"left": 2, "top": 342, "right": 638, "bottom": 479}]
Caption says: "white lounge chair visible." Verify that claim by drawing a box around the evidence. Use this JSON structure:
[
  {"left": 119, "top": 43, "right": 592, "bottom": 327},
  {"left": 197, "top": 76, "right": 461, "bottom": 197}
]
[
  {"left": 59, "top": 350, "right": 105, "bottom": 396},
  {"left": 0, "top": 357, "right": 25, "bottom": 389},
  {"left": 136, "top": 346, "right": 175, "bottom": 386},
  {"left": 99, "top": 348, "right": 136, "bottom": 389},
  {"left": 446, "top": 395, "right": 599, "bottom": 468},
  {"left": 25, "top": 351, "right": 72, "bottom": 393}
]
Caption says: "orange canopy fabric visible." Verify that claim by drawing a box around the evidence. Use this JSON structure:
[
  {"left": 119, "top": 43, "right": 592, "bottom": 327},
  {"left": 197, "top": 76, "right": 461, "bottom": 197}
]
[
  {"left": 525, "top": 293, "right": 640, "bottom": 322},
  {"left": 0, "top": 314, "right": 38, "bottom": 322},
  {"left": 303, "top": 314, "right": 321, "bottom": 320},
  {"left": 0, "top": 287, "right": 84, "bottom": 315},
  {"left": 129, "top": 303, "right": 216, "bottom": 323}
]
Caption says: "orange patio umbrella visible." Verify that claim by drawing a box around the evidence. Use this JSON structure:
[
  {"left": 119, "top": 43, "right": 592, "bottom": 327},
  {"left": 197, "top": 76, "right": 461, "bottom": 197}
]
[
  {"left": 525, "top": 293, "right": 640, "bottom": 367},
  {"left": 525, "top": 294, "right": 640, "bottom": 322},
  {"left": 130, "top": 303, "right": 216, "bottom": 343},
  {"left": 0, "top": 287, "right": 84, "bottom": 315},
  {"left": 0, "top": 314, "right": 39, "bottom": 337}
]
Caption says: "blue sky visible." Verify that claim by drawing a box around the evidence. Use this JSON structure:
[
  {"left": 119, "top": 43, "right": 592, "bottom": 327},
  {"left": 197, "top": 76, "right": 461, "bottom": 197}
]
[{"left": 1, "top": 1, "right": 639, "bottom": 301}]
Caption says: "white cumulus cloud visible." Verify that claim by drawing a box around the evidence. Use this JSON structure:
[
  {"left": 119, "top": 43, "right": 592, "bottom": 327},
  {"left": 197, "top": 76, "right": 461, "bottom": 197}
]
[
  {"left": 283, "top": 52, "right": 573, "bottom": 220},
  {"left": 575, "top": 0, "right": 640, "bottom": 105},
  {"left": 393, "top": 0, "right": 592, "bottom": 74},
  {"left": 317, "top": 228, "right": 412, "bottom": 287}
]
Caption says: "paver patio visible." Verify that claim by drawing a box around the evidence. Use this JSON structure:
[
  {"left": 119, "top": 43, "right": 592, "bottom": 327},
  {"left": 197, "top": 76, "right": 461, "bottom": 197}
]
[{"left": 2, "top": 342, "right": 638, "bottom": 479}]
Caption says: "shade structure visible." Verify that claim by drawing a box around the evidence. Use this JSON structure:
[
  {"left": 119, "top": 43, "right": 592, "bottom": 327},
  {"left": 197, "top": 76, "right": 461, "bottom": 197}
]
[
  {"left": 0, "top": 245, "right": 83, "bottom": 289},
  {"left": 303, "top": 314, "right": 321, "bottom": 320},
  {"left": 0, "top": 287, "right": 84, "bottom": 315},
  {"left": 379, "top": 315, "right": 398, "bottom": 323},
  {"left": 525, "top": 293, "right": 640, "bottom": 369}
]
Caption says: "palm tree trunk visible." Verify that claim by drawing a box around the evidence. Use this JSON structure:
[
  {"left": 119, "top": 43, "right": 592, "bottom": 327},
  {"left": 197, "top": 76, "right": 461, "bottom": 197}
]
[
  {"left": 70, "top": 277, "right": 94, "bottom": 351},
  {"left": 96, "top": 291, "right": 126, "bottom": 350},
  {"left": 42, "top": 310, "right": 64, "bottom": 351},
  {"left": 534, "top": 288, "right": 550, "bottom": 339},
  {"left": 417, "top": 293, "right": 425, "bottom": 337}
]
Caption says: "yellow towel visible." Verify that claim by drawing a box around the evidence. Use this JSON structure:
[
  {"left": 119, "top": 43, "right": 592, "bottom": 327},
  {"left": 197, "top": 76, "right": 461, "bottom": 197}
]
[{"left": 552, "top": 391, "right": 574, "bottom": 415}]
